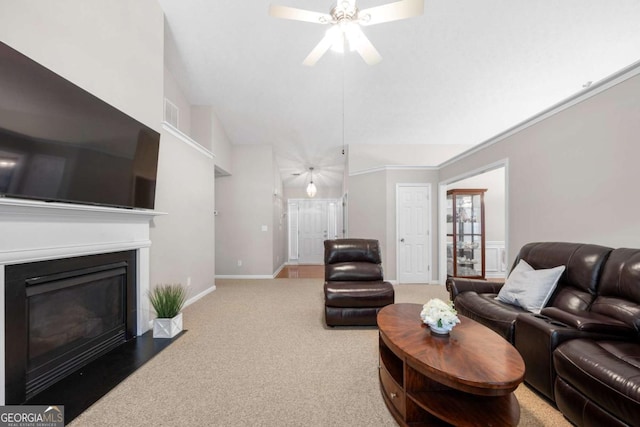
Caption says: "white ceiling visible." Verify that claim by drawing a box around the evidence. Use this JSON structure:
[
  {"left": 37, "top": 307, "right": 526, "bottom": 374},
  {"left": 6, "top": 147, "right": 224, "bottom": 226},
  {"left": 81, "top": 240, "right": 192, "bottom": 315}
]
[{"left": 159, "top": 0, "right": 640, "bottom": 188}]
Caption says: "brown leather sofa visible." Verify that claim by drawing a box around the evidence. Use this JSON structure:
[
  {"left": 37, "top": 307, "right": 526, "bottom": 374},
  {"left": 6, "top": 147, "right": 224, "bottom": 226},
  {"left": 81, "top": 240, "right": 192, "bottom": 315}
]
[
  {"left": 323, "top": 239, "right": 394, "bottom": 327},
  {"left": 447, "top": 242, "right": 640, "bottom": 427}
]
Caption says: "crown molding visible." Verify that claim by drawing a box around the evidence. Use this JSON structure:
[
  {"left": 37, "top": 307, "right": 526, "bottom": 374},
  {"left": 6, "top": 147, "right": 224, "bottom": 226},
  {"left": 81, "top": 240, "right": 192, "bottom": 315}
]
[
  {"left": 349, "top": 165, "right": 438, "bottom": 177},
  {"left": 438, "top": 59, "right": 640, "bottom": 169}
]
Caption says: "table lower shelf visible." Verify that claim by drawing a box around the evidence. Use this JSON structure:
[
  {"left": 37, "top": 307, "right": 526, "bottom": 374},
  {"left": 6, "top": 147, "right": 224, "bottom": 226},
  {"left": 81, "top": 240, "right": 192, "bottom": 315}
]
[
  {"left": 380, "top": 358, "right": 520, "bottom": 427},
  {"left": 380, "top": 371, "right": 520, "bottom": 426}
]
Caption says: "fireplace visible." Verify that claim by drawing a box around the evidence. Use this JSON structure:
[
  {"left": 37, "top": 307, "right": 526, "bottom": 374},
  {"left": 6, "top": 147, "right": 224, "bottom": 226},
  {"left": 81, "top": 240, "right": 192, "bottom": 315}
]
[
  {"left": 0, "top": 198, "right": 158, "bottom": 406},
  {"left": 4, "top": 251, "right": 137, "bottom": 403}
]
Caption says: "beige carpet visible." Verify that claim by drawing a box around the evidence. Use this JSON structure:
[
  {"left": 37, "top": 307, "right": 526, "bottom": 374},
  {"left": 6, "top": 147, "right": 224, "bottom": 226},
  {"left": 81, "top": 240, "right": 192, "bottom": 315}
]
[{"left": 70, "top": 279, "right": 570, "bottom": 426}]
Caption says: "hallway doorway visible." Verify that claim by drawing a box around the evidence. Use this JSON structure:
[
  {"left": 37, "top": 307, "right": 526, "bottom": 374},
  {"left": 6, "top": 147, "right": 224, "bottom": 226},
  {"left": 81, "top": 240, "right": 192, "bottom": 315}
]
[{"left": 288, "top": 199, "right": 342, "bottom": 264}]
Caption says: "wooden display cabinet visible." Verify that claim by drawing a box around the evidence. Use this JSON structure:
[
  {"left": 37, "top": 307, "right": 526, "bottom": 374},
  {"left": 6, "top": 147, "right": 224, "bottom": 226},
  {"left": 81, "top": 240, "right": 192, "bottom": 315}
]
[{"left": 446, "top": 189, "right": 486, "bottom": 279}]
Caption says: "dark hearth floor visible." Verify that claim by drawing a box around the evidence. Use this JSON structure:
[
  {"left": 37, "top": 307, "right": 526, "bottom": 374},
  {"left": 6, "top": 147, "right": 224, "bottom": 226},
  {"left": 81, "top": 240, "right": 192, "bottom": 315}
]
[{"left": 25, "top": 330, "right": 184, "bottom": 424}]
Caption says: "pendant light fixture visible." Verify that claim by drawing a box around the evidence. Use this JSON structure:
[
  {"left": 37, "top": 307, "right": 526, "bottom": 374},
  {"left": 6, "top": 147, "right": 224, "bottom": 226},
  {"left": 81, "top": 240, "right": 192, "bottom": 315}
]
[{"left": 306, "top": 167, "right": 318, "bottom": 197}]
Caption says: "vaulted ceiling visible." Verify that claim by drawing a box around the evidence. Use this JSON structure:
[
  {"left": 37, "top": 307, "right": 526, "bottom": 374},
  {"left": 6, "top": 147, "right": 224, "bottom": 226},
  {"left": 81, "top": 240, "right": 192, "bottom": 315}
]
[{"left": 159, "top": 0, "right": 640, "bottom": 188}]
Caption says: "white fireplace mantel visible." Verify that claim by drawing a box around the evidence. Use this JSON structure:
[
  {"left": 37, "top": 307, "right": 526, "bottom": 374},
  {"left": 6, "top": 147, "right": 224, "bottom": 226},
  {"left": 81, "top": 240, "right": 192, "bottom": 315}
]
[{"left": 0, "top": 197, "right": 165, "bottom": 405}]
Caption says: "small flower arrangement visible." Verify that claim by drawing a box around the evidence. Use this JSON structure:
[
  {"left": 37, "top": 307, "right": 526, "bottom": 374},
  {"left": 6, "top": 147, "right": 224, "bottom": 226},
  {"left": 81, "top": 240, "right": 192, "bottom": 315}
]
[{"left": 420, "top": 298, "right": 460, "bottom": 331}]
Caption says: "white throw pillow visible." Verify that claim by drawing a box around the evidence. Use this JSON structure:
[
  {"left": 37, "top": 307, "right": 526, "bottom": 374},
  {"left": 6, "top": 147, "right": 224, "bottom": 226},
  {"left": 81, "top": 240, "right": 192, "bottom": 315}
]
[{"left": 496, "top": 259, "right": 565, "bottom": 313}]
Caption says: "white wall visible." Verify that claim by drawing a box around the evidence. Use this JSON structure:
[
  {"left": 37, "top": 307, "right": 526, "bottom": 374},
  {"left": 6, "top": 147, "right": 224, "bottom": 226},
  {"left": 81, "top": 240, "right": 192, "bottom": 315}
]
[
  {"left": 149, "top": 129, "right": 216, "bottom": 299},
  {"left": 272, "top": 152, "right": 285, "bottom": 272},
  {"left": 191, "top": 105, "right": 233, "bottom": 174},
  {"left": 190, "top": 106, "right": 212, "bottom": 151},
  {"left": 348, "top": 168, "right": 441, "bottom": 282},
  {"left": 0, "top": 0, "right": 163, "bottom": 132},
  {"left": 345, "top": 144, "right": 473, "bottom": 281},
  {"left": 284, "top": 186, "right": 344, "bottom": 200},
  {"left": 348, "top": 171, "right": 387, "bottom": 249},
  {"left": 348, "top": 144, "right": 472, "bottom": 173},
  {"left": 215, "top": 145, "right": 281, "bottom": 276},
  {"left": 440, "top": 68, "right": 640, "bottom": 265},
  {"left": 164, "top": 66, "right": 192, "bottom": 134},
  {"left": 0, "top": 0, "right": 217, "bottom": 306},
  {"left": 211, "top": 109, "right": 233, "bottom": 174},
  {"left": 448, "top": 167, "right": 506, "bottom": 243}
]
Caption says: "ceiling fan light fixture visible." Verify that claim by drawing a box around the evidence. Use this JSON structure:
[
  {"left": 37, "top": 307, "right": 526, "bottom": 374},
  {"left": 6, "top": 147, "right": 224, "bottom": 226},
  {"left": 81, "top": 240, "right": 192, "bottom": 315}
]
[
  {"left": 327, "top": 26, "right": 345, "bottom": 53},
  {"left": 344, "top": 23, "right": 365, "bottom": 51},
  {"left": 269, "top": 0, "right": 424, "bottom": 65}
]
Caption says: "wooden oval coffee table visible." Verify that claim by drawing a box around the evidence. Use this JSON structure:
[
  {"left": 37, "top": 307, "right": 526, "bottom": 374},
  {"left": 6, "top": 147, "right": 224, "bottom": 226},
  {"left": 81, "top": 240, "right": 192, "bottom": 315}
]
[{"left": 377, "top": 303, "right": 525, "bottom": 426}]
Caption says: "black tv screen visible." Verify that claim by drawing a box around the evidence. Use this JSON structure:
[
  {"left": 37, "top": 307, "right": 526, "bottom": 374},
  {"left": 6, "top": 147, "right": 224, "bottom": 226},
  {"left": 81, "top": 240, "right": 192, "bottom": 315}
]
[{"left": 0, "top": 41, "right": 160, "bottom": 209}]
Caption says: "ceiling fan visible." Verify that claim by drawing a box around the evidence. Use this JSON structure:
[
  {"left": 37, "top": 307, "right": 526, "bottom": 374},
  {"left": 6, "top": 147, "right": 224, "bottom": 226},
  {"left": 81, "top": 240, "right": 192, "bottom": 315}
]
[{"left": 269, "top": 0, "right": 424, "bottom": 66}]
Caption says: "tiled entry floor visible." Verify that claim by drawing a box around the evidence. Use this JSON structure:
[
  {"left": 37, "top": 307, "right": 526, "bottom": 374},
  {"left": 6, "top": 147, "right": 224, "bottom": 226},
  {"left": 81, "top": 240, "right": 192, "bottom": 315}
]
[{"left": 276, "top": 265, "right": 324, "bottom": 279}]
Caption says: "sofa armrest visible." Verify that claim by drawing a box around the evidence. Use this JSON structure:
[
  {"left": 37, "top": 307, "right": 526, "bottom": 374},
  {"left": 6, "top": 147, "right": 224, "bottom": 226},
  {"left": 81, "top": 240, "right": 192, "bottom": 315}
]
[
  {"left": 446, "top": 277, "right": 503, "bottom": 300},
  {"left": 541, "top": 307, "right": 637, "bottom": 338}
]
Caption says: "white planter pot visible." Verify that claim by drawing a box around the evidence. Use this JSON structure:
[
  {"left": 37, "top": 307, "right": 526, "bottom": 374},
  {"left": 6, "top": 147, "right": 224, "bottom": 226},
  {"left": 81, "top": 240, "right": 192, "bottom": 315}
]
[
  {"left": 428, "top": 323, "right": 453, "bottom": 336},
  {"left": 153, "top": 312, "right": 183, "bottom": 338}
]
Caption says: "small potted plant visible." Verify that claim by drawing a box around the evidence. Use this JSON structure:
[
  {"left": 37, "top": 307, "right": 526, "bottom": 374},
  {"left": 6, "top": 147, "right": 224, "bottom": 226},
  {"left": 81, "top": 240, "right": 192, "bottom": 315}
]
[
  {"left": 149, "top": 283, "right": 187, "bottom": 338},
  {"left": 420, "top": 298, "right": 460, "bottom": 335}
]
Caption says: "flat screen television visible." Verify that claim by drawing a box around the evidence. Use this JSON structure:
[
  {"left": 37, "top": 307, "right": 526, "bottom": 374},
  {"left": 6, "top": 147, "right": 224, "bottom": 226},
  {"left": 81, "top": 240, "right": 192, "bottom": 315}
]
[{"left": 0, "top": 41, "right": 160, "bottom": 210}]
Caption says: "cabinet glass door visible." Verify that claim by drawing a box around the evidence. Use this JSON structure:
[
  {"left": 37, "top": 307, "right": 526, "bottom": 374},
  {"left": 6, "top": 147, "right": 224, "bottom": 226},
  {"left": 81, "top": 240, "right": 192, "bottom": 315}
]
[{"left": 446, "top": 189, "right": 486, "bottom": 278}]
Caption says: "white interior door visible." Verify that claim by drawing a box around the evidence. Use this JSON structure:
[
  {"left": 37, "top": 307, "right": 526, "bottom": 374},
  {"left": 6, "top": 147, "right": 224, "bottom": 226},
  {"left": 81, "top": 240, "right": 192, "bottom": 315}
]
[
  {"left": 289, "top": 199, "right": 341, "bottom": 264},
  {"left": 397, "top": 185, "right": 431, "bottom": 283},
  {"left": 327, "top": 201, "right": 338, "bottom": 240},
  {"left": 288, "top": 202, "right": 299, "bottom": 261},
  {"left": 299, "top": 200, "right": 328, "bottom": 264}
]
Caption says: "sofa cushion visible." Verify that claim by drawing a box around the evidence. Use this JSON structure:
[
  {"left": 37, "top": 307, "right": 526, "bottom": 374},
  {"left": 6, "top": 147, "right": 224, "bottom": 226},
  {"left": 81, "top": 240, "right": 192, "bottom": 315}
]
[
  {"left": 591, "top": 248, "right": 640, "bottom": 332},
  {"left": 497, "top": 259, "right": 565, "bottom": 313},
  {"left": 554, "top": 339, "right": 640, "bottom": 423},
  {"left": 514, "top": 242, "right": 612, "bottom": 312},
  {"left": 454, "top": 292, "right": 528, "bottom": 342}
]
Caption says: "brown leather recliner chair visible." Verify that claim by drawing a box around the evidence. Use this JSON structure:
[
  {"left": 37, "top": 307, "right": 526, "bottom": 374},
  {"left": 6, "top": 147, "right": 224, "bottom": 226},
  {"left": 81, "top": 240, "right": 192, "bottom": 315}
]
[{"left": 323, "top": 239, "right": 394, "bottom": 327}]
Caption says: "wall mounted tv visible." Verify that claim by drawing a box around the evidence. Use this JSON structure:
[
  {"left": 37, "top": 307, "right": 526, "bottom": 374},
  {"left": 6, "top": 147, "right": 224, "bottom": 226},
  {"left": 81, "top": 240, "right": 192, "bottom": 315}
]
[{"left": 0, "top": 41, "right": 160, "bottom": 210}]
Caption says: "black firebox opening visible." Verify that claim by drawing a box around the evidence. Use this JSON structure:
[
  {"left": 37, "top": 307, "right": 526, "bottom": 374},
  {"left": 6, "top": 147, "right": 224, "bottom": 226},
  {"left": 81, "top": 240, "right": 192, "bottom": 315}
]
[{"left": 5, "top": 251, "right": 137, "bottom": 403}]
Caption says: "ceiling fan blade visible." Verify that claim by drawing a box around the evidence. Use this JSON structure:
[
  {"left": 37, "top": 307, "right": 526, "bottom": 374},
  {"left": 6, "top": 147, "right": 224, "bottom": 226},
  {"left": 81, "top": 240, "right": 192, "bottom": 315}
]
[
  {"left": 269, "top": 4, "right": 331, "bottom": 24},
  {"left": 349, "top": 27, "right": 382, "bottom": 65},
  {"left": 358, "top": 0, "right": 424, "bottom": 26},
  {"left": 302, "top": 33, "right": 334, "bottom": 66}
]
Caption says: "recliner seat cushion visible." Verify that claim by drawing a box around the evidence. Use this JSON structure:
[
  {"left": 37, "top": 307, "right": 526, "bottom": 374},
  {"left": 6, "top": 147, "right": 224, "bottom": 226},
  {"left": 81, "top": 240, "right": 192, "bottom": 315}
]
[
  {"left": 324, "top": 281, "right": 394, "bottom": 308},
  {"left": 591, "top": 248, "right": 640, "bottom": 331},
  {"left": 554, "top": 339, "right": 640, "bottom": 423},
  {"left": 555, "top": 377, "right": 631, "bottom": 427},
  {"left": 325, "top": 306, "right": 382, "bottom": 327},
  {"left": 454, "top": 291, "right": 528, "bottom": 342}
]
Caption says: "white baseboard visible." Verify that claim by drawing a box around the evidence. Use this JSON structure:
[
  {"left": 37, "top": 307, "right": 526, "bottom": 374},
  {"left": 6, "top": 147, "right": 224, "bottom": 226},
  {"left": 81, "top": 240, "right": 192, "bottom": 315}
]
[
  {"left": 147, "top": 284, "right": 217, "bottom": 330},
  {"left": 215, "top": 275, "right": 275, "bottom": 279},
  {"left": 272, "top": 263, "right": 286, "bottom": 278},
  {"left": 185, "top": 284, "right": 217, "bottom": 308}
]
